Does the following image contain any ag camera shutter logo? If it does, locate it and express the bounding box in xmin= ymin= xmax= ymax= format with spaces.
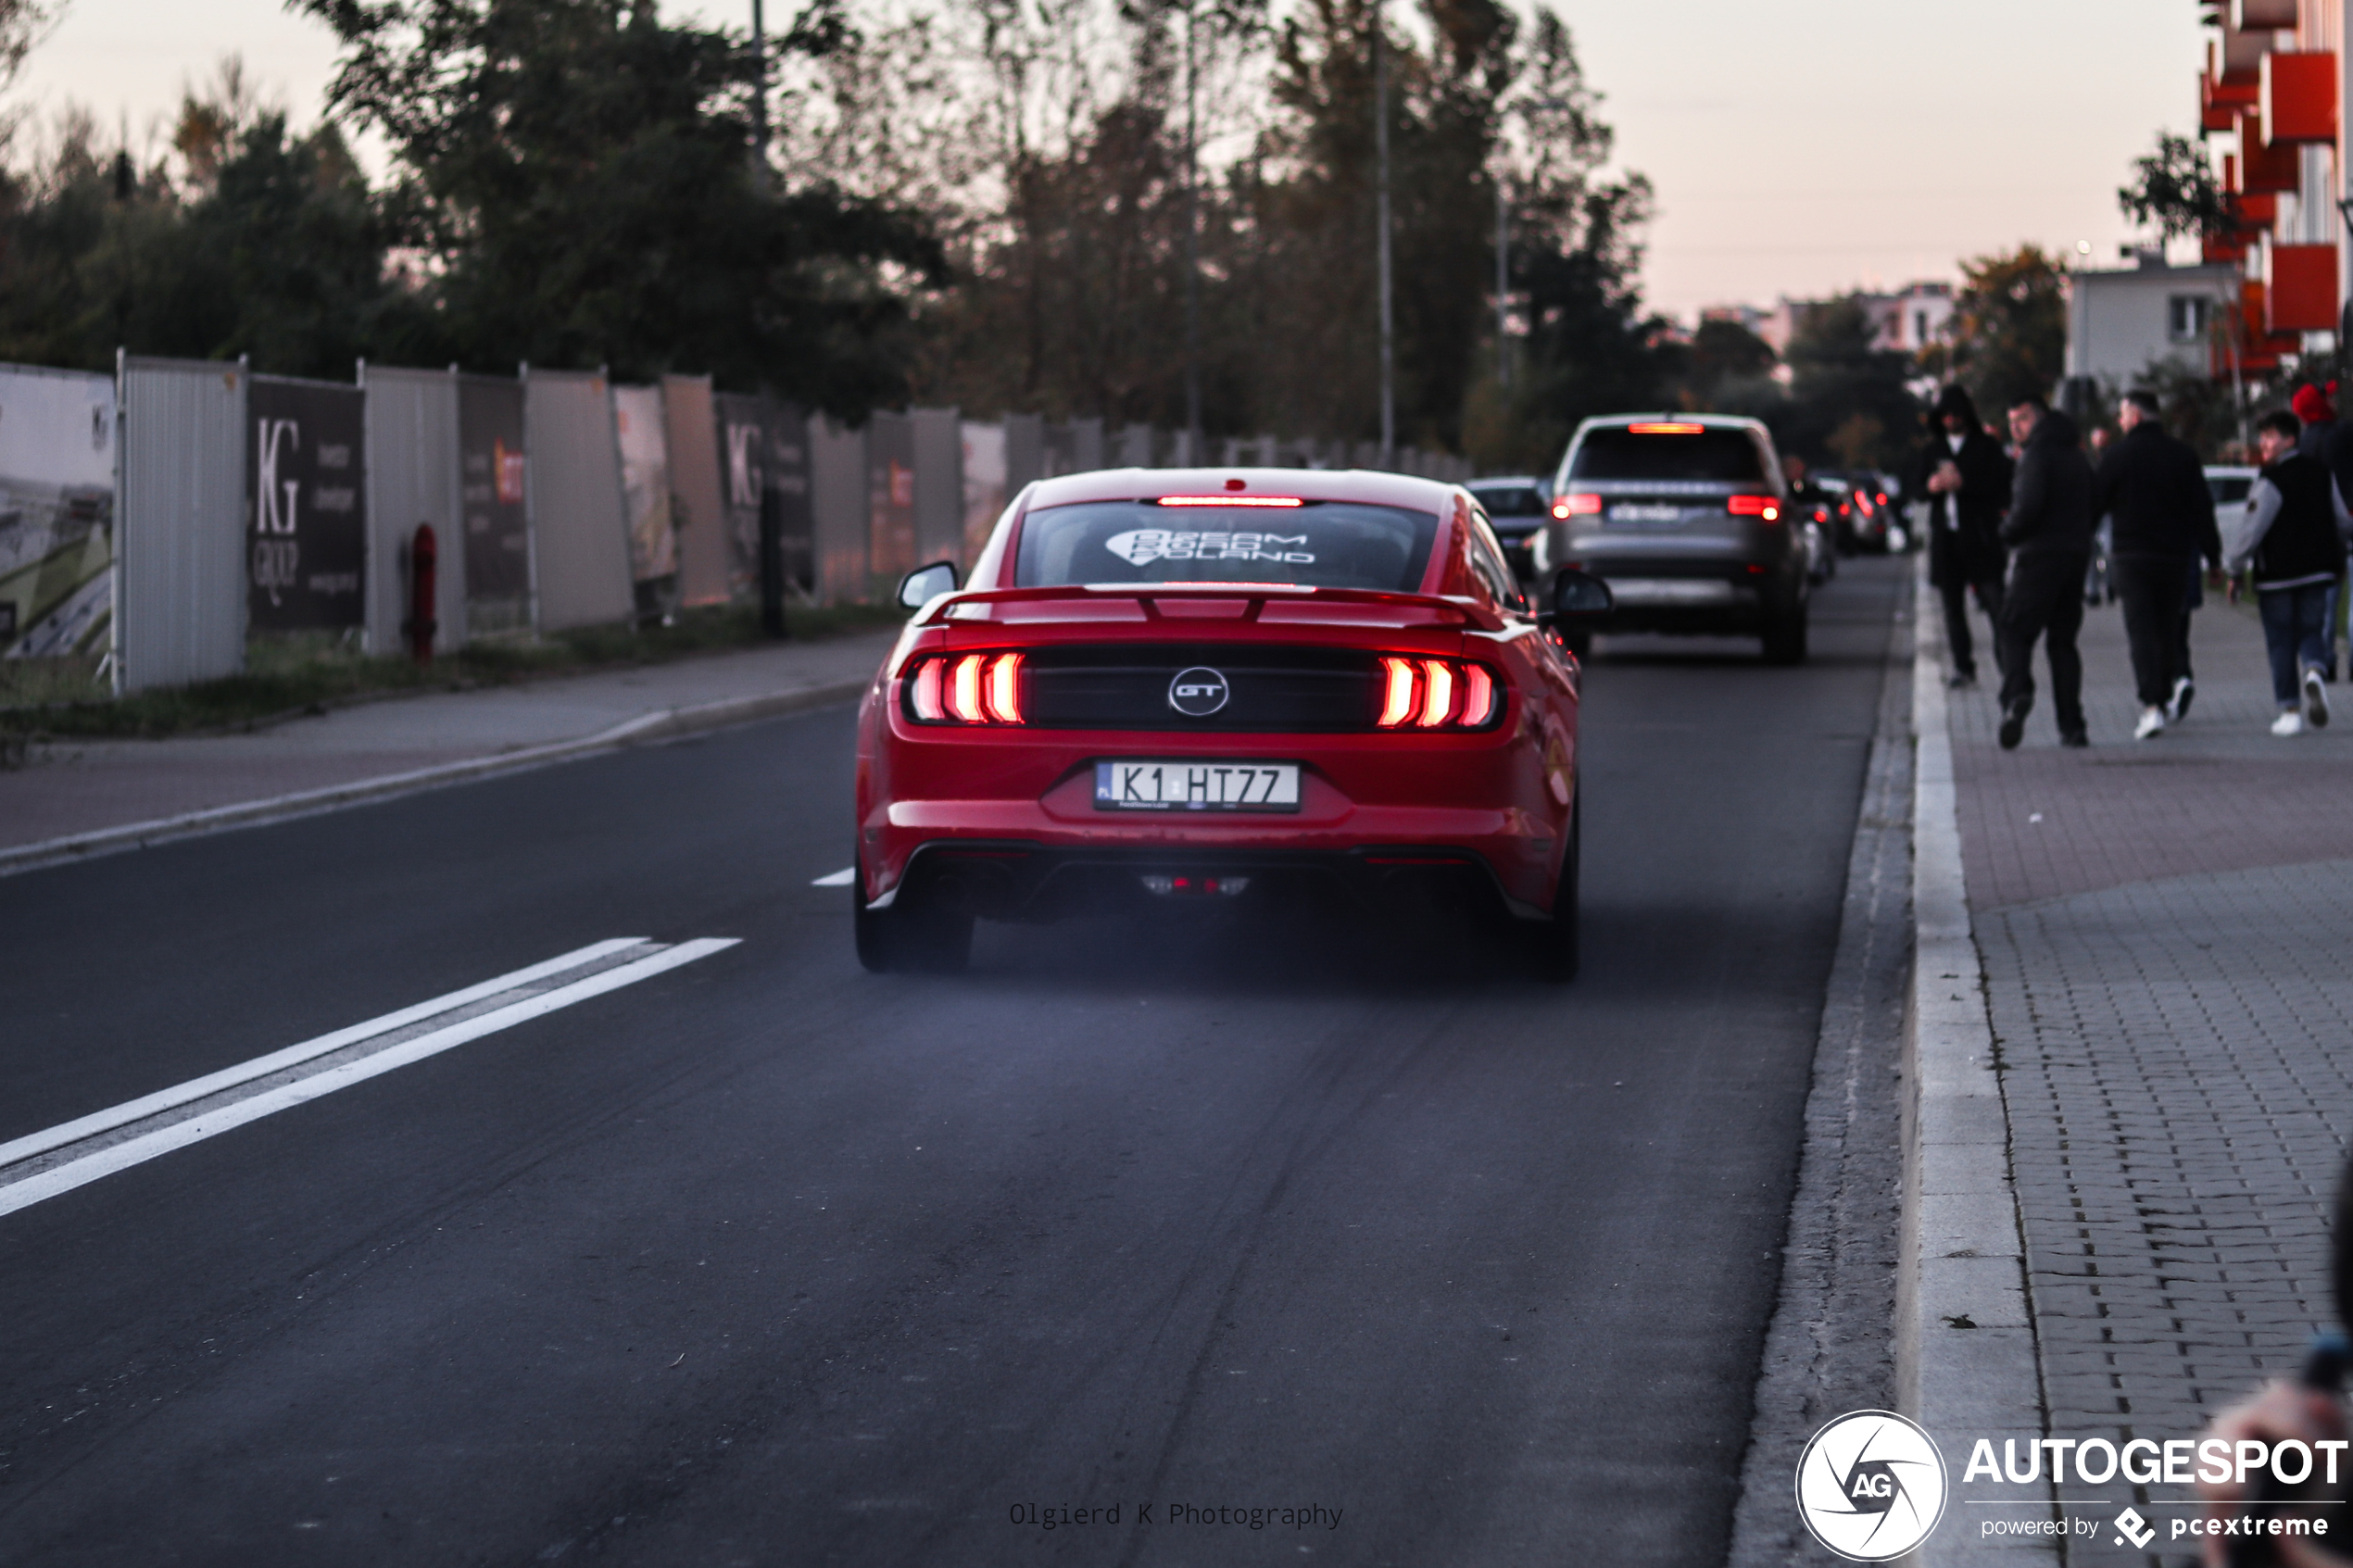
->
xmin=1795 ymin=1410 xmax=1947 ymax=1561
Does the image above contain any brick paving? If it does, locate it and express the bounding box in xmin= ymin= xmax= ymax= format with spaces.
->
xmin=1945 ymin=585 xmax=2353 ymax=1564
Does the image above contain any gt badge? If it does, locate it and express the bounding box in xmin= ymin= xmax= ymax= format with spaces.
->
xmin=1168 ymin=667 xmax=1230 ymax=717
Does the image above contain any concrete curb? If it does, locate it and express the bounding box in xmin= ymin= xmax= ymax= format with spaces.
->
xmin=1900 ymin=554 xmax=2057 ymax=1564
xmin=0 ymin=675 xmax=872 ymax=880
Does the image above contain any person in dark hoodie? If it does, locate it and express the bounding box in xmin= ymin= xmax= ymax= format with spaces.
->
xmin=1995 ymin=395 xmax=2094 ymax=749
xmin=2225 ymin=409 xmax=2352 ymax=735
xmin=2092 ymin=389 xmax=2222 ymax=738
xmin=1914 ymin=384 xmax=2012 ymax=687
xmin=2294 ymin=383 xmax=2345 ymax=681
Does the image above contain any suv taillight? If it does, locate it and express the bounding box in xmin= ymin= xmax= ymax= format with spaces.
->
xmin=1375 ymin=658 xmax=1504 ymax=731
xmin=903 ymin=652 xmax=1025 ymax=724
xmin=1727 ymin=495 xmax=1781 ymax=522
xmin=1551 ymin=492 xmax=1604 ymax=520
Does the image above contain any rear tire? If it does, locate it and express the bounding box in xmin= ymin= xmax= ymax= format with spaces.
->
xmin=1522 ymin=797 xmax=1581 ymax=983
xmin=853 ymin=854 xmax=974 ymax=973
xmin=1761 ymin=595 xmax=1808 ymax=665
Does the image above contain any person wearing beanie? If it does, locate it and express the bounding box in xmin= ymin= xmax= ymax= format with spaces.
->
xmin=1911 ymin=384 xmax=2012 ymax=688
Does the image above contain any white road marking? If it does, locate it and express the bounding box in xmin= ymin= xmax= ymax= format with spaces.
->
xmin=812 ymin=867 xmax=856 ymax=886
xmin=0 ymin=938 xmax=648 ymax=1173
xmin=0 ymin=937 xmax=738 ymax=1220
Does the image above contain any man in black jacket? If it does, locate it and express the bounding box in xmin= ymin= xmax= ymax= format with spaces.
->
xmin=1996 ymin=398 xmax=2095 ymax=749
xmin=2093 ymin=390 xmax=2222 ymax=737
xmin=1914 ymin=384 xmax=2011 ymax=687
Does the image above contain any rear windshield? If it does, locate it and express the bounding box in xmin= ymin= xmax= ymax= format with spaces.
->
xmin=1468 ymin=484 xmax=1544 ymax=517
xmin=1569 ymin=428 xmax=1768 ymax=483
xmin=1015 ymin=500 xmax=1440 ymax=590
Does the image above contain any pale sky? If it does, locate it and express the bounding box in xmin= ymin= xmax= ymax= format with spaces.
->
xmin=31 ymin=0 xmax=2208 ymax=320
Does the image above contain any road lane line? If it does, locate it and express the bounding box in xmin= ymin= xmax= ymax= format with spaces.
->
xmin=0 ymin=938 xmax=648 ymax=1173
xmin=811 ymin=868 xmax=855 ymax=887
xmin=0 ymin=938 xmax=738 ymax=1220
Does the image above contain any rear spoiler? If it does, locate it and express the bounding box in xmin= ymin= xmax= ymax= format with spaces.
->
xmin=919 ymin=583 xmax=1502 ymax=632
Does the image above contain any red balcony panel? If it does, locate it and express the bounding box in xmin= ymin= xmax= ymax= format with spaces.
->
xmin=2236 ymin=110 xmax=2301 ymax=191
xmin=2234 ymin=0 xmax=2299 ymax=26
xmin=2260 ymin=52 xmax=2337 ymax=144
xmin=2205 ymin=232 xmax=2250 ymax=265
xmin=2266 ymin=244 xmax=2339 ymax=332
xmin=2237 ymin=192 xmax=2279 ymax=226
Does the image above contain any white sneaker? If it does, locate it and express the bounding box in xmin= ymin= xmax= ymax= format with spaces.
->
xmin=2273 ymin=710 xmax=2307 ymax=736
xmin=2133 ymin=706 xmax=2166 ymax=740
xmin=2168 ymin=676 xmax=2195 ymax=721
xmin=2305 ymin=666 xmax=2331 ymax=728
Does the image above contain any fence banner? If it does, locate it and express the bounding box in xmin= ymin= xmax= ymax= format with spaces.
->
xmin=359 ymin=364 xmax=463 ymax=657
xmin=865 ymin=410 xmax=916 ymax=583
xmin=522 ymin=368 xmax=633 ymax=632
xmin=245 ymin=376 xmax=366 ymax=633
xmin=118 ymin=357 xmax=246 ymax=693
xmin=458 ymin=375 xmax=530 ymax=627
xmin=769 ymin=400 xmax=815 ymax=594
xmin=911 ymin=408 xmax=963 ymax=568
xmin=713 ymin=393 xmax=813 ymax=599
xmin=0 ymin=363 xmax=115 ymax=660
xmin=960 ymin=421 xmax=1006 ymax=566
xmin=612 ymin=383 xmax=674 ymax=594
xmin=661 ymin=375 xmax=729 ymax=608
xmin=810 ymin=415 xmax=868 ymax=605
xmin=1004 ymin=414 xmax=1044 ymax=495
xmin=1113 ymin=425 xmax=1152 ymax=469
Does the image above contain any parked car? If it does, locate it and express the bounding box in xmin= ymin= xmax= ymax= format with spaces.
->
xmin=853 ymin=467 xmax=1612 ymax=978
xmin=1787 ymin=480 xmax=1841 ymax=584
xmin=1464 ymin=475 xmax=1552 ymax=583
xmin=2207 ymin=465 xmax=2257 ymax=515
xmin=1543 ymin=414 xmax=1809 ymax=663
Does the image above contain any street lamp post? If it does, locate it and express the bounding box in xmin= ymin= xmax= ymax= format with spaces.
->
xmin=1185 ymin=0 xmax=1202 ymax=460
xmin=1373 ymin=0 xmax=1393 ymax=464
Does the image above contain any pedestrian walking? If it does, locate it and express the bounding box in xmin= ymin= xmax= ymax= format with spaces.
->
xmin=2091 ymin=389 xmax=2221 ymax=738
xmin=2294 ymin=383 xmax=2346 ymax=679
xmin=1995 ymin=397 xmax=2095 ymax=750
xmin=2223 ymin=409 xmax=2352 ymax=736
xmin=1914 ymin=385 xmax=2011 ymax=689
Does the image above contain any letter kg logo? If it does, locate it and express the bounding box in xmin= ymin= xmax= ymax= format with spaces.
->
xmin=1795 ymin=1411 xmax=1948 ymax=1561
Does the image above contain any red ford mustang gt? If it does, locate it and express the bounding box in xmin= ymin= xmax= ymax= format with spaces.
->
xmin=850 ymin=467 xmax=1610 ymax=977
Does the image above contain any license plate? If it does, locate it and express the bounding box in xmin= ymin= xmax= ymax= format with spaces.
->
xmin=1094 ymin=760 xmax=1301 ymax=811
xmin=1609 ymin=502 xmax=1687 ymax=524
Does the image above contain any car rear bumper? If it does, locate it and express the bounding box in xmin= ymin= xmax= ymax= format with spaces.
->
xmin=872 ymin=837 xmax=1554 ymax=922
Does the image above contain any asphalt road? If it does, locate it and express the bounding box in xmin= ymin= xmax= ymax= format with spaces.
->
xmin=0 ymin=554 xmax=1903 ymax=1567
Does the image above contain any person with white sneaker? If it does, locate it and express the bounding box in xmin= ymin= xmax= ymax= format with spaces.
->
xmin=2093 ymin=391 xmax=2221 ymax=742
xmin=2225 ymin=411 xmax=2351 ymax=738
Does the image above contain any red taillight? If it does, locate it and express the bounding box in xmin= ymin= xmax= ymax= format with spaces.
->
xmin=1728 ymin=495 xmax=1780 ymax=523
xmin=1838 ymin=502 xmax=1851 ymax=517
xmin=1378 ymin=657 xmax=1418 ymax=727
xmin=985 ymin=652 xmax=1023 ymax=723
xmin=911 ymin=657 xmax=945 ymax=721
xmin=1376 ymin=657 xmax=1501 ymax=731
xmin=1627 ymin=421 xmax=1705 ymax=434
xmin=1552 ymin=492 xmax=1604 ymax=520
xmin=906 ymin=652 xmax=1026 ymax=725
xmin=1876 ymin=492 xmax=1889 ymax=504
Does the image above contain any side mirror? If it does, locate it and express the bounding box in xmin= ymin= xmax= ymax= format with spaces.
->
xmin=897 ymin=559 xmax=959 ymax=610
xmin=1543 ymin=568 xmax=1613 ymax=623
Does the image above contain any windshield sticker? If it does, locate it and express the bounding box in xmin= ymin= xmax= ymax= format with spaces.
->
xmin=1104 ymin=529 xmax=1316 ymax=566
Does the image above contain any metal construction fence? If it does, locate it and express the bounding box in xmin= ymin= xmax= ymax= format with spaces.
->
xmin=0 ymin=351 xmax=1476 ymax=694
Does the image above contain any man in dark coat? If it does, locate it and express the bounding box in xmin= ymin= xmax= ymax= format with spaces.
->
xmin=1914 ymin=384 xmax=2011 ymax=687
xmin=1996 ymin=397 xmax=2095 ymax=749
xmin=2092 ymin=390 xmax=2222 ymax=737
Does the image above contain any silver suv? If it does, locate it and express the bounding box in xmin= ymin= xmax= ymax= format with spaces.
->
xmin=1543 ymin=414 xmax=1808 ymax=664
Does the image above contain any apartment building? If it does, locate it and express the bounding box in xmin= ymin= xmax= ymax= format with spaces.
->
xmin=2197 ymin=0 xmax=2351 ymax=373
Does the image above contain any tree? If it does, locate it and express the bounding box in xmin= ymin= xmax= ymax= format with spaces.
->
xmin=2120 ymin=132 xmax=2234 ymax=244
xmin=1775 ymin=295 xmax=1917 ymax=471
xmin=293 ymin=0 xmax=946 ymax=411
xmin=1941 ymin=245 xmax=2068 ymax=415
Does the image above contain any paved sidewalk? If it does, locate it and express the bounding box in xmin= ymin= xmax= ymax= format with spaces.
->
xmin=1943 ymin=584 xmax=2353 ymax=1564
xmin=0 ymin=632 xmax=896 ymax=857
